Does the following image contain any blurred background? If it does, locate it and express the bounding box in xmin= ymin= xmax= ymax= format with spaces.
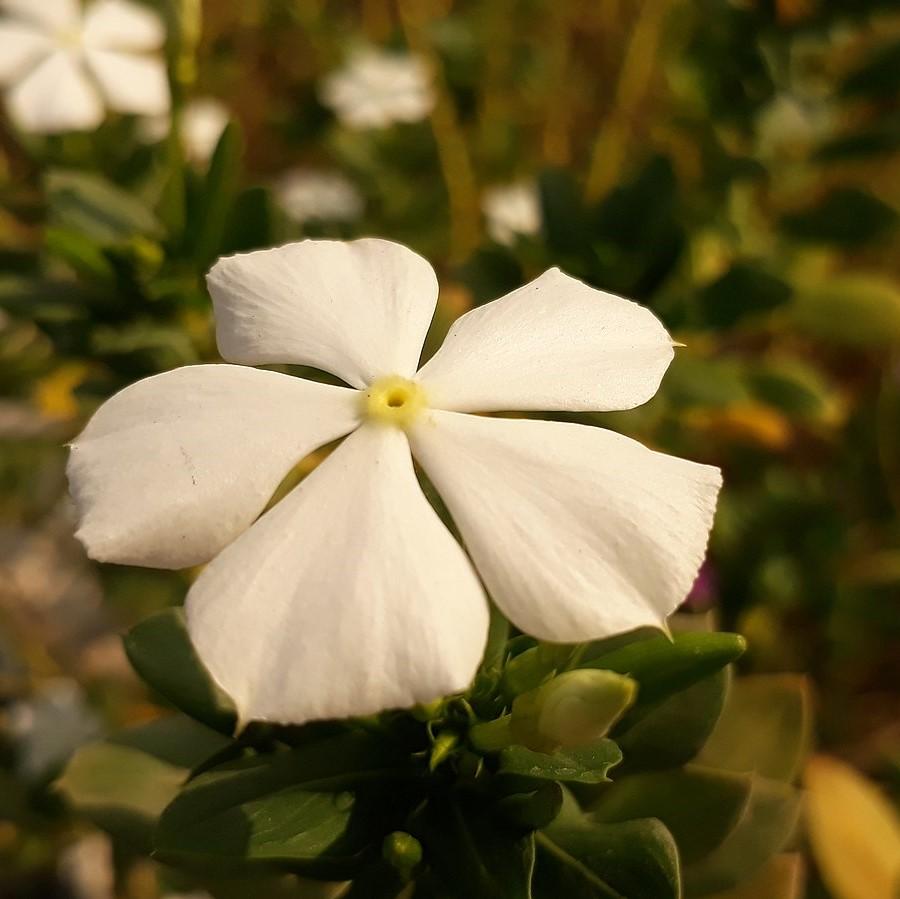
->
xmin=1 ymin=0 xmax=899 ymax=896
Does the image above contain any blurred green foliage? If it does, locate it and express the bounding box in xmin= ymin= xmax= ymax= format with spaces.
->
xmin=1 ymin=0 xmax=900 ymax=896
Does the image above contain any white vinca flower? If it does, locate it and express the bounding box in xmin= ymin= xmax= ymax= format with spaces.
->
xmin=140 ymin=97 xmax=229 ymax=165
xmin=320 ymin=49 xmax=435 ymax=130
xmin=276 ymin=169 xmax=364 ymax=225
xmin=0 ymin=0 xmax=170 ymax=134
xmin=483 ymin=182 xmax=542 ymax=246
xmin=67 ymin=239 xmax=722 ymax=726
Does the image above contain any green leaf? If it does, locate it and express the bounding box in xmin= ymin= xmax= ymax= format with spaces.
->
xmin=683 ymin=776 xmax=802 ymax=896
xmin=538 ymin=168 xmax=589 ymax=258
xmin=704 ymin=854 xmax=804 ymax=899
xmin=614 ymin=669 xmax=730 ymax=771
xmin=410 ymin=793 xmax=535 ymax=899
xmin=496 ymin=783 xmax=565 ymax=832
xmin=840 ymin=39 xmax=900 ymax=98
xmin=697 ymin=675 xmax=811 ymax=783
xmin=780 ymin=188 xmax=898 ymax=246
xmin=192 ymin=121 xmax=244 ymax=269
xmin=498 ymin=741 xmax=623 ymax=787
xmin=45 ymin=170 xmax=162 ymax=243
xmin=697 ymin=264 xmax=792 ymax=329
xmin=124 ymin=607 xmax=237 ymax=734
xmin=534 ymin=792 xmax=680 ymax=899
xmin=583 ymin=631 xmax=746 ymax=711
xmin=56 ymin=716 xmax=229 ymax=851
xmin=155 ymin=731 xmax=408 ymax=875
xmin=589 ymin=766 xmax=753 ymax=863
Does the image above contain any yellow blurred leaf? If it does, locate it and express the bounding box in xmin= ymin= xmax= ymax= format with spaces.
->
xmin=805 ymin=754 xmax=900 ymax=899
xmin=708 ymin=853 xmax=805 ymax=898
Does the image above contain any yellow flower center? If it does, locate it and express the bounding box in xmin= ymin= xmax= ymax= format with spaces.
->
xmin=362 ymin=376 xmax=427 ymax=429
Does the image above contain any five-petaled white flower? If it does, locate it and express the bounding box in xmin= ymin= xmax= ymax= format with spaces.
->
xmin=67 ymin=239 xmax=721 ymax=726
xmin=276 ymin=169 xmax=364 ymax=225
xmin=483 ymin=182 xmax=542 ymax=246
xmin=0 ymin=0 xmax=169 ymax=134
xmin=320 ymin=49 xmax=434 ymax=130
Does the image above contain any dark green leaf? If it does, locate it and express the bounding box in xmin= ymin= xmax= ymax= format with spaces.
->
xmin=535 ymin=792 xmax=680 ymax=899
xmin=124 ymin=607 xmax=237 ymax=734
xmin=411 ymin=793 xmax=535 ymax=899
xmin=779 ymin=188 xmax=898 ymax=246
xmin=683 ymin=776 xmax=802 ymax=896
xmin=498 ymin=741 xmax=623 ymax=786
xmin=192 ymin=122 xmax=243 ymax=269
xmin=583 ymin=631 xmax=745 ymax=710
xmin=840 ymin=39 xmax=900 ymax=98
xmin=614 ymin=669 xmax=731 ymax=771
xmin=589 ymin=765 xmax=753 ymax=863
xmin=496 ymin=783 xmax=565 ymax=831
xmin=155 ymin=731 xmax=409 ymax=875
xmin=697 ymin=264 xmax=792 ymax=329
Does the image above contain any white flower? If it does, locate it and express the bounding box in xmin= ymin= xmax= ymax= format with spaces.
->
xmin=483 ymin=182 xmax=542 ymax=246
xmin=320 ymin=49 xmax=434 ymax=129
xmin=756 ymin=93 xmax=833 ymax=159
xmin=0 ymin=0 xmax=170 ymax=134
xmin=139 ymin=97 xmax=229 ymax=165
xmin=276 ymin=169 xmax=364 ymax=225
xmin=67 ymin=239 xmax=721 ymax=726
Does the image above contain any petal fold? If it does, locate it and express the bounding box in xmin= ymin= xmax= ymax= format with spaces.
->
xmin=85 ymin=48 xmax=170 ymax=116
xmin=6 ymin=51 xmax=104 ymax=133
xmin=82 ymin=0 xmax=165 ymax=51
xmin=207 ymin=239 xmax=439 ymax=388
xmin=417 ymin=268 xmax=675 ymax=413
xmin=68 ymin=365 xmax=360 ymax=569
xmin=186 ymin=424 xmax=489 ymax=725
xmin=409 ymin=412 xmax=721 ymax=642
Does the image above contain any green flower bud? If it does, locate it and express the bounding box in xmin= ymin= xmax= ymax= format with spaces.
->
xmin=382 ymin=831 xmax=423 ymax=879
xmin=510 ymin=669 xmax=637 ymax=753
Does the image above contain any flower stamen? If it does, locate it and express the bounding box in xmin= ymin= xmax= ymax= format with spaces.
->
xmin=363 ymin=376 xmax=427 ymax=428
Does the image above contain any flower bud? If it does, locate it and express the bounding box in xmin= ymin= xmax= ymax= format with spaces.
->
xmin=510 ymin=669 xmax=637 ymax=753
xmin=382 ymin=831 xmax=423 ymax=879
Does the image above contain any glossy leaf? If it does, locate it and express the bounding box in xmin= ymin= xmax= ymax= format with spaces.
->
xmin=124 ymin=607 xmax=237 ymax=735
xmin=155 ymin=731 xmax=409 ymax=875
xmin=498 ymin=741 xmax=623 ymax=786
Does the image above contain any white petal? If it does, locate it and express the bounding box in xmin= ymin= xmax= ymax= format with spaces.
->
xmin=6 ymin=51 xmax=104 ymax=133
xmin=0 ymin=0 xmax=79 ymax=30
xmin=0 ymin=22 xmax=51 ymax=84
xmin=186 ymin=424 xmax=489 ymax=725
xmin=67 ymin=365 xmax=360 ymax=570
xmin=409 ymin=412 xmax=721 ymax=642
xmin=417 ymin=268 xmax=676 ymax=413
xmin=82 ymin=0 xmax=165 ymax=51
xmin=85 ymin=48 xmax=170 ymax=116
xmin=207 ymin=239 xmax=439 ymax=388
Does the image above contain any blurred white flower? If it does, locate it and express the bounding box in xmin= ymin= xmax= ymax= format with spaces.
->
xmin=68 ymin=239 xmax=721 ymax=726
xmin=483 ymin=182 xmax=542 ymax=246
xmin=7 ymin=679 xmax=102 ymax=779
xmin=276 ymin=169 xmax=364 ymax=225
xmin=139 ymin=98 xmax=230 ymax=165
xmin=320 ymin=49 xmax=435 ymax=129
xmin=58 ymin=833 xmax=114 ymax=899
xmin=0 ymin=0 xmax=170 ymax=134
xmin=756 ymin=93 xmax=833 ymax=160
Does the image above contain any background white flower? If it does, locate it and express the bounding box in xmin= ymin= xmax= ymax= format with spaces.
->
xmin=67 ymin=239 xmax=721 ymax=727
xmin=319 ymin=49 xmax=435 ymax=129
xmin=139 ymin=97 xmax=230 ymax=165
xmin=0 ymin=0 xmax=170 ymax=134
xmin=275 ymin=169 xmax=364 ymax=225
xmin=483 ymin=181 xmax=542 ymax=246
